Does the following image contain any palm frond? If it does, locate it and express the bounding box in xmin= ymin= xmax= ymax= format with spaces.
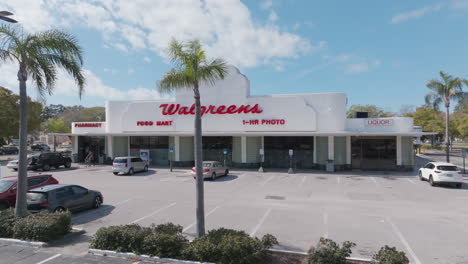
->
xmin=198 ymin=58 xmax=228 ymax=86
xmin=158 ymin=70 xmax=194 ymax=93
xmin=426 ymin=79 xmax=445 ymax=94
xmin=0 ymin=24 xmax=20 ymax=61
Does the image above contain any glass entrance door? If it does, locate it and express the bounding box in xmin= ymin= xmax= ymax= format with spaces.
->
xmin=351 ymin=137 xmax=396 ymax=170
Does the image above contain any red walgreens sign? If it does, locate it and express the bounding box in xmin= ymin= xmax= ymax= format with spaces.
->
xmin=74 ymin=123 xmax=102 ymax=128
xmin=159 ymin=103 xmax=263 ymax=116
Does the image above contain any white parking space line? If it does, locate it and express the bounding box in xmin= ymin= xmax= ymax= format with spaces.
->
xmin=323 ymin=210 xmax=329 ymax=239
xmin=260 ymin=175 xmax=274 ymax=186
xmin=130 ymin=202 xmax=177 ymax=224
xmin=385 ymin=217 xmax=422 ymax=264
xmin=337 ymin=176 xmax=341 ymax=185
xmin=36 ymin=254 xmax=61 ymax=264
xmin=250 ymin=208 xmax=272 ymax=237
xmin=406 ymin=178 xmax=416 ymax=184
xmin=299 ymin=176 xmax=306 ymax=187
xmin=183 ymin=205 xmax=220 ymax=232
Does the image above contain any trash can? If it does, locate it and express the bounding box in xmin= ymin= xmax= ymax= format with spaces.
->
xmin=326 ymin=159 xmax=334 ymax=172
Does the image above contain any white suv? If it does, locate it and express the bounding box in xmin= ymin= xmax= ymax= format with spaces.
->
xmin=112 ymin=156 xmax=148 ymax=175
xmin=419 ymin=162 xmax=464 ymax=188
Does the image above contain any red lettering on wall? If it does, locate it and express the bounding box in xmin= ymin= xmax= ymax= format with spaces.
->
xmin=243 ymin=119 xmax=285 ymax=125
xmin=159 ymin=103 xmax=263 ymax=116
xmin=74 ymin=123 xmax=102 ymax=128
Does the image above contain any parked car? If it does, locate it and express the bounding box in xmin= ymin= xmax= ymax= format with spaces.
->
xmin=419 ymin=162 xmax=464 ymax=188
xmin=31 ymin=144 xmax=50 ymax=151
xmin=0 ymin=174 xmax=59 ymax=209
xmin=0 ymin=146 xmax=19 ymax=155
xmin=112 ymin=156 xmax=148 ymax=175
xmin=6 ymin=154 xmax=34 ymax=171
xmin=191 ymin=161 xmax=229 ymax=180
xmin=29 ymin=152 xmax=72 ymax=171
xmin=26 ymin=184 xmax=103 ymax=213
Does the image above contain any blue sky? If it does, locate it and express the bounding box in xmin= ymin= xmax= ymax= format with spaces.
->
xmin=1 ymin=0 xmax=468 ymax=113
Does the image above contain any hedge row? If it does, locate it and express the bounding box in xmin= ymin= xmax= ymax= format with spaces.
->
xmin=91 ymin=224 xmax=278 ymax=264
xmin=0 ymin=209 xmax=71 ymax=242
xmin=308 ymin=237 xmax=409 ymax=264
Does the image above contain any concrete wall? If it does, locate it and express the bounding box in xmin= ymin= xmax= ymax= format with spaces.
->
xmin=315 ymin=136 xmax=328 ymax=166
xmin=401 ymin=136 xmax=414 ymax=167
xmin=113 ymin=136 xmax=128 ymax=157
xmin=179 ymin=137 xmax=194 ymax=161
xmin=334 ymin=136 xmax=346 ymax=165
xmin=246 ymin=137 xmax=261 ymax=163
xmin=232 ymin=136 xmax=242 ymax=163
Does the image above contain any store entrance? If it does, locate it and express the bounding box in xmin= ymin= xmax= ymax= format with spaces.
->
xmin=129 ymin=136 xmax=169 ymax=166
xmin=202 ymin=136 xmax=232 ymax=166
xmin=263 ymin=136 xmax=314 ymax=169
xmin=78 ymin=136 xmax=106 ymax=164
xmin=351 ymin=136 xmax=396 ymax=170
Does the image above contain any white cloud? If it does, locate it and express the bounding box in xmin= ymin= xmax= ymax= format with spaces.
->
xmin=297 ymin=54 xmax=379 ymax=77
xmin=143 ymin=57 xmax=152 ymax=63
xmin=346 ymin=59 xmax=381 ymax=74
xmin=260 ymin=0 xmax=273 ymax=10
xmin=451 ymin=0 xmax=468 ymax=9
xmin=3 ymin=0 xmax=316 ymax=70
xmin=391 ymin=4 xmax=444 ymax=24
xmin=103 ymin=68 xmax=119 ymax=75
xmin=268 ymin=11 xmax=278 ymax=22
xmin=0 ymin=62 xmax=163 ymax=101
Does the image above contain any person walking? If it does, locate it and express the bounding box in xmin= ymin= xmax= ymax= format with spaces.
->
xmin=85 ymin=151 xmax=94 ymax=167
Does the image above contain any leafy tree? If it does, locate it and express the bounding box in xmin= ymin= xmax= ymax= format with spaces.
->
xmin=425 ymin=71 xmax=468 ymax=162
xmin=347 ymin=105 xmax=394 ymax=118
xmin=0 ymin=25 xmax=85 ymax=217
xmin=43 ymin=118 xmax=71 ymax=133
xmin=158 ymin=39 xmax=227 ymax=237
xmin=41 ymin=104 xmax=66 ymax=119
xmin=454 ymin=92 xmax=468 ymax=112
xmin=0 ymin=87 xmax=43 ymax=142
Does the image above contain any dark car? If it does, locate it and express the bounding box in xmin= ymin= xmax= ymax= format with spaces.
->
xmin=0 ymin=146 xmax=19 ymax=155
xmin=31 ymin=144 xmax=50 ymax=151
xmin=27 ymin=184 xmax=103 ymax=213
xmin=0 ymin=174 xmax=59 ymax=210
xmin=29 ymin=152 xmax=72 ymax=171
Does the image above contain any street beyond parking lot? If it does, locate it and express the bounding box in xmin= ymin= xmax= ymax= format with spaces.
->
xmin=1 ymin=157 xmax=468 ymax=264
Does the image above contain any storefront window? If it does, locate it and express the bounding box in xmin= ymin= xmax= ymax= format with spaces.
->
xmin=129 ymin=136 xmax=169 ymax=166
xmin=202 ymin=137 xmax=232 ymax=165
xmin=351 ymin=137 xmax=396 ymax=169
xmin=264 ymin=136 xmax=314 ymax=169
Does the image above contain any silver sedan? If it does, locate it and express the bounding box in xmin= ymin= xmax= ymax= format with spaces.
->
xmin=191 ymin=161 xmax=229 ymax=180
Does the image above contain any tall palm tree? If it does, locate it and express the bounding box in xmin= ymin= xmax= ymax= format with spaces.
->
xmin=0 ymin=25 xmax=85 ymax=217
xmin=159 ymin=39 xmax=227 ymax=237
xmin=425 ymin=71 xmax=467 ymax=162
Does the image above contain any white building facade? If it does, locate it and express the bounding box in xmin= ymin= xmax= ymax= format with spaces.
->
xmin=67 ymin=66 xmax=431 ymax=171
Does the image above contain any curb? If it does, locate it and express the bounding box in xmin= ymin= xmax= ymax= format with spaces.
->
xmin=0 ymin=227 xmax=84 ymax=248
xmin=267 ymin=248 xmax=372 ymax=262
xmin=89 ymin=248 xmax=215 ymax=264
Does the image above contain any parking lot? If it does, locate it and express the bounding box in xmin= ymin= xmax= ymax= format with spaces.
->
xmin=1 ymin=156 xmax=468 ymax=264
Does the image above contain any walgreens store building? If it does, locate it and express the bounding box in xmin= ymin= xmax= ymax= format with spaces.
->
xmin=68 ymin=66 xmax=431 ymax=171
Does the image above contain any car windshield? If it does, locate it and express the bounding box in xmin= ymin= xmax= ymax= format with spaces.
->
xmin=114 ymin=158 xmax=127 ymax=163
xmin=437 ymin=166 xmax=458 ymax=171
xmin=0 ymin=180 xmax=15 ymax=192
xmin=26 ymin=192 xmax=47 ymax=202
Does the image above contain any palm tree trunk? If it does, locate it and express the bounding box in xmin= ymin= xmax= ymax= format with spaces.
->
xmin=15 ymin=65 xmax=29 ymax=217
xmin=445 ymin=105 xmax=450 ymax=163
xmin=193 ymin=82 xmax=205 ymax=237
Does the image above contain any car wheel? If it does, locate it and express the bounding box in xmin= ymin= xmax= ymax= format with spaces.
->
xmin=128 ymin=168 xmax=134 ymax=175
xmin=144 ymin=165 xmax=148 ymax=172
xmin=0 ymin=202 xmax=10 ymax=210
xmin=43 ymin=164 xmax=50 ymax=171
xmin=419 ymin=171 xmax=424 ymax=181
xmin=456 ymin=183 xmax=462 ymax=188
xmin=113 ymin=172 xmax=119 ymax=175
xmin=429 ymin=176 xmax=435 ymax=187
xmin=94 ymin=196 xmax=102 ymax=209
xmin=54 ymin=206 xmax=66 ymax=213
xmin=211 ymin=172 xmax=216 ymax=180
xmin=64 ymin=161 xmax=71 ymax=168
xmin=225 ymin=169 xmax=229 ymax=176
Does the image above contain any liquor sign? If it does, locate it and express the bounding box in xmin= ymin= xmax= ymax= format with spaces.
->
xmin=366 ymin=119 xmax=394 ymax=126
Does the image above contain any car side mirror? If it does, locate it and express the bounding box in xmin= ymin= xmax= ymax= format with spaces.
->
xmin=10 ymin=188 xmax=16 ymax=193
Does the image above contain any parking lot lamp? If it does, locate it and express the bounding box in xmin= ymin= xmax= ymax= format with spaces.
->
xmin=0 ymin=11 xmax=17 ymax=23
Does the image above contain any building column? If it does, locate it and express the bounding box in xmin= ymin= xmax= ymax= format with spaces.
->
xmin=241 ymin=136 xmax=247 ymax=163
xmin=313 ymin=136 xmax=317 ymax=163
xmin=174 ymin=136 xmax=180 ymax=161
xmin=346 ymin=136 xmax=351 ymax=165
xmin=107 ymin=136 xmax=113 ymax=159
xmin=72 ymin=136 xmax=78 ymax=155
xmin=328 ymin=136 xmax=334 ymax=161
xmin=127 ymin=136 xmax=131 ymax=156
xmin=396 ymin=136 xmax=402 ymax=166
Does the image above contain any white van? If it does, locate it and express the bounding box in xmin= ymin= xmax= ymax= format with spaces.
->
xmin=112 ymin=156 xmax=148 ymax=175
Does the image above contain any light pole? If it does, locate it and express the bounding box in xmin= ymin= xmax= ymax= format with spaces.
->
xmin=0 ymin=11 xmax=17 ymax=23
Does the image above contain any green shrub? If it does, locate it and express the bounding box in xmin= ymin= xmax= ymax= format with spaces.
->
xmin=91 ymin=223 xmax=188 ymax=258
xmin=0 ymin=208 xmax=17 ymax=238
xmin=90 ymin=224 xmax=151 ymax=254
xmin=308 ymin=237 xmax=355 ymax=264
xmin=182 ymin=228 xmax=278 ymax=264
xmin=371 ymin=246 xmax=409 ymax=264
xmin=12 ymin=211 xmax=71 ymax=242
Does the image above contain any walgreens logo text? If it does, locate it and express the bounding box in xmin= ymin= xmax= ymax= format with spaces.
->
xmin=159 ymin=103 xmax=263 ymax=116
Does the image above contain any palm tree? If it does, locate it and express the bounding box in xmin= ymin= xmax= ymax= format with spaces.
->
xmin=0 ymin=25 xmax=85 ymax=217
xmin=159 ymin=39 xmax=227 ymax=237
xmin=425 ymin=71 xmax=467 ymax=163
